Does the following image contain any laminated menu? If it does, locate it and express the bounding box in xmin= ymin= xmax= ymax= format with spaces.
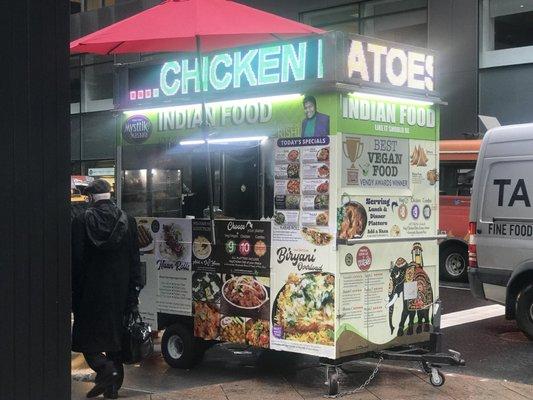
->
xmin=272 ymin=137 xmax=334 ymax=245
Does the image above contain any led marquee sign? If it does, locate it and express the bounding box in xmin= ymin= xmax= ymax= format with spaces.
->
xmin=126 ymin=38 xmax=323 ymax=105
xmin=346 ymin=38 xmax=434 ymax=92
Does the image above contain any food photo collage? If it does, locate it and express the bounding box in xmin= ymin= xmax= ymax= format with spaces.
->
xmin=191 ymin=220 xmax=271 ymax=348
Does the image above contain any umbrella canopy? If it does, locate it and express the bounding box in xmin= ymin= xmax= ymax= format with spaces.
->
xmin=70 ymin=0 xmax=324 ymax=55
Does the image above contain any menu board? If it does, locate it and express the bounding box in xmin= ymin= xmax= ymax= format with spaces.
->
xmin=337 ymin=195 xmax=437 ymax=241
xmin=336 ymin=240 xmax=438 ymax=351
xmin=341 ymin=135 xmax=410 ymax=189
xmin=136 ymin=217 xmax=192 ymax=318
xmin=272 ymin=137 xmax=335 ymax=248
xmin=270 ymin=244 xmax=336 ymax=358
xmin=192 ymin=219 xmax=271 ymax=348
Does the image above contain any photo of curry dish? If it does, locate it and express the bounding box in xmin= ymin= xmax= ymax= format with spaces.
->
xmin=287 ymin=180 xmax=300 ymax=194
xmin=245 ymin=319 xmax=269 ymax=348
xmin=222 ymin=276 xmax=268 ymax=309
xmin=194 ymin=302 xmax=220 ymax=340
xmin=316 ymin=181 xmax=329 ymax=193
xmin=273 ymin=272 xmax=335 ymax=345
xmin=318 ymin=164 xmax=330 ymax=178
xmin=338 ymin=201 xmax=367 ymax=239
xmin=287 ymin=149 xmax=299 ymax=162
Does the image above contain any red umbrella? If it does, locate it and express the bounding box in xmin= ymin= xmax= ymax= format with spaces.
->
xmin=70 ymin=0 xmax=323 ymax=54
xmin=70 ymin=0 xmax=324 ymax=239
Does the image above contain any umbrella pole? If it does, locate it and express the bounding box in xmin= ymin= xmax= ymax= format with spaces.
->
xmin=197 ymin=36 xmax=216 ymax=245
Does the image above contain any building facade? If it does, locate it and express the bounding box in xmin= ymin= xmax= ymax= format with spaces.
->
xmin=69 ymin=0 xmax=533 ymax=172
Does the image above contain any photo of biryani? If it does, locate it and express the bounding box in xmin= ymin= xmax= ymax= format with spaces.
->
xmin=301 ymin=227 xmax=333 ymax=246
xmin=318 ymin=164 xmax=330 ymax=178
xmin=245 ymin=319 xmax=269 ymax=348
xmin=254 ymin=240 xmax=267 ymax=257
xmin=193 ymin=235 xmax=212 ymax=259
xmin=316 ymin=212 xmax=329 ymax=226
xmin=287 ymin=179 xmax=300 ymax=194
xmin=220 ymin=317 xmax=246 ymax=344
xmin=222 ymin=276 xmax=268 ymax=309
xmin=287 ymin=149 xmax=299 ymax=162
xmin=317 ymin=147 xmax=329 ymax=162
xmin=273 ymin=272 xmax=335 ymax=345
xmin=194 ymin=302 xmax=220 ymax=340
xmin=338 ymin=201 xmax=367 ymax=239
xmin=287 ymin=163 xmax=300 ymax=179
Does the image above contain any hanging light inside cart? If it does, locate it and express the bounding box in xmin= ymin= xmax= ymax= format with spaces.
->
xmin=180 ymin=136 xmax=268 ymax=146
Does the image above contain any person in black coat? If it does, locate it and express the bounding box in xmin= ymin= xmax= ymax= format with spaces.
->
xmin=71 ymin=179 xmax=142 ymax=399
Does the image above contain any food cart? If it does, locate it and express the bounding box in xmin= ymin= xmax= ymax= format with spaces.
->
xmin=115 ymin=32 xmax=464 ymax=395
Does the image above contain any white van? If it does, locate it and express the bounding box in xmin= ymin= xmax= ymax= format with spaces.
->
xmin=468 ymin=123 xmax=533 ymax=340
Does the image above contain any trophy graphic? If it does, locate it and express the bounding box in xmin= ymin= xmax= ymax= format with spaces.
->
xmin=343 ymin=137 xmax=364 ymax=185
xmin=343 ymin=137 xmax=364 ymax=168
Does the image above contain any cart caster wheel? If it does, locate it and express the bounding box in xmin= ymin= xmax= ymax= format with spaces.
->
xmin=429 ymin=368 xmax=445 ymax=387
xmin=327 ymin=371 xmax=339 ymax=396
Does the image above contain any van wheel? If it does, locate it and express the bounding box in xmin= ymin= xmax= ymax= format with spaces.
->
xmin=161 ymin=323 xmax=198 ymax=368
xmin=439 ymin=245 xmax=468 ymax=282
xmin=516 ymin=284 xmax=533 ymax=340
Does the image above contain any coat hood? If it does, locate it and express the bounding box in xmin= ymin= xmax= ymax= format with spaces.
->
xmin=84 ymin=200 xmax=128 ymax=249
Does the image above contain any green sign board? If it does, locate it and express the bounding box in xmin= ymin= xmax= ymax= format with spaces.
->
xmin=121 ymin=92 xmax=439 ymax=146
xmin=121 ymin=93 xmax=339 ymax=146
xmin=336 ymin=94 xmax=439 ymax=141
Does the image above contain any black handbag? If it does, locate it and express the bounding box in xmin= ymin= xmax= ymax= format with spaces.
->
xmin=121 ymin=310 xmax=154 ymax=364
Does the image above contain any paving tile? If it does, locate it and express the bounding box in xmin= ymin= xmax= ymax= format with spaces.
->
xmin=151 ymin=384 xmax=228 ymax=400
xmin=501 ymin=381 xmax=533 ymax=399
xmin=221 ymin=378 xmax=304 ymax=400
xmin=437 ymin=376 xmax=530 ymax=400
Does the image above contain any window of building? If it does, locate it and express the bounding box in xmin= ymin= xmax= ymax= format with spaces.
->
xmin=480 ymin=0 xmax=533 ymax=67
xmin=81 ymin=58 xmax=114 ymax=112
xmin=81 ymin=111 xmax=117 ymax=160
xmin=361 ymin=0 xmax=428 ymax=48
xmin=70 ymin=0 xmax=81 ymax=14
xmin=301 ymin=4 xmax=360 ymax=34
xmin=301 ymin=0 xmax=428 ymax=48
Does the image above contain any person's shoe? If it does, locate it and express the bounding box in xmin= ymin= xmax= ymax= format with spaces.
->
xmin=103 ymin=384 xmax=119 ymax=399
xmin=86 ymin=370 xmax=118 ymax=398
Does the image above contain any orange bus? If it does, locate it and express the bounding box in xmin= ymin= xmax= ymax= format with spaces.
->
xmin=439 ymin=139 xmax=482 ymax=282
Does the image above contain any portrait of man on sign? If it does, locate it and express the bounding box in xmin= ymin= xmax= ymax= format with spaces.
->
xmin=301 ymin=95 xmax=330 ymax=137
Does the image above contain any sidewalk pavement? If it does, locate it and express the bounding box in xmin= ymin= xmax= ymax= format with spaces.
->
xmin=72 ymin=362 xmax=533 ymax=400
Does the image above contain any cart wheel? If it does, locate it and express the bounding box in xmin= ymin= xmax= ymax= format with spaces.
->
xmin=327 ymin=370 xmax=339 ymax=396
xmin=429 ymin=368 xmax=445 ymax=387
xmin=161 ymin=323 xmax=196 ymax=369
